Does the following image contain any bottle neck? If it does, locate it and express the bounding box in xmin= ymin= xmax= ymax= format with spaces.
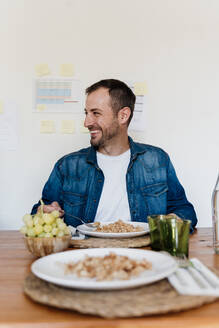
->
xmin=214 ymin=173 xmax=219 ymax=191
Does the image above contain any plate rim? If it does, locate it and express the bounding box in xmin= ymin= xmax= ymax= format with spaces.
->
xmin=31 ymin=248 xmax=177 ymax=290
xmin=77 ymin=221 xmax=149 ymax=239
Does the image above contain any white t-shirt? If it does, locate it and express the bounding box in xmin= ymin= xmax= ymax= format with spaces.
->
xmin=94 ymin=149 xmax=131 ymax=223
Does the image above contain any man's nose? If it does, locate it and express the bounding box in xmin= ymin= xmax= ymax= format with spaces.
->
xmin=84 ymin=114 xmax=94 ymax=128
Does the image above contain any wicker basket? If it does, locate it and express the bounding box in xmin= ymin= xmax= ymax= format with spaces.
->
xmin=24 ymin=235 xmax=71 ymax=257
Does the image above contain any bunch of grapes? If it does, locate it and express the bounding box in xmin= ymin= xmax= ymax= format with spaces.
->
xmin=20 ymin=202 xmax=70 ymax=238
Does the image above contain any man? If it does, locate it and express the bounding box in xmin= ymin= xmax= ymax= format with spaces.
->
xmin=32 ymin=79 xmax=197 ymax=231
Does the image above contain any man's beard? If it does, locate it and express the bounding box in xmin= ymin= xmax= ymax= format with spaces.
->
xmin=90 ymin=120 xmax=120 ymax=149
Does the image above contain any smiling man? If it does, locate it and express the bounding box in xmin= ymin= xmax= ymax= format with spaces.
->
xmin=31 ymin=79 xmax=197 ymax=231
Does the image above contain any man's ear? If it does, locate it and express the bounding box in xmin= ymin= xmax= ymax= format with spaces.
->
xmin=118 ymin=107 xmax=131 ymax=125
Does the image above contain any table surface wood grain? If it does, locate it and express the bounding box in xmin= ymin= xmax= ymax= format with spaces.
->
xmin=0 ymin=228 xmax=219 ymax=328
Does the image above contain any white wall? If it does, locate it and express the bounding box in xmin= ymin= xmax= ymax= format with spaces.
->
xmin=0 ymin=0 xmax=218 ymax=229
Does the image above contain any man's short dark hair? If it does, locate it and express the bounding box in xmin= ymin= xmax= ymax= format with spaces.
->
xmin=86 ymin=79 xmax=136 ymax=125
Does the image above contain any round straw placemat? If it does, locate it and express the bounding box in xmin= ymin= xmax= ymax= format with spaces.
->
xmin=24 ymin=271 xmax=218 ymax=318
xmin=70 ymin=235 xmax=150 ymax=248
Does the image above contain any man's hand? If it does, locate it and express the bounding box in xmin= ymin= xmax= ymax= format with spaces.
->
xmin=37 ymin=201 xmax=64 ymax=217
xmin=168 ymin=213 xmax=183 ymax=222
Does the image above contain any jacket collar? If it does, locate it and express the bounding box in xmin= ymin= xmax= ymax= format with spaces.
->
xmin=86 ymin=136 xmax=147 ymax=166
xmin=128 ymin=136 xmax=147 ymax=160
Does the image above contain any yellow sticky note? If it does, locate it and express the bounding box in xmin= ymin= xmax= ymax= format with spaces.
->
xmin=61 ymin=120 xmax=75 ymax=134
xmin=134 ymin=82 xmax=147 ymax=95
xmin=37 ymin=104 xmax=47 ymax=111
xmin=35 ymin=64 xmax=50 ymax=76
xmin=80 ymin=121 xmax=89 ymax=133
xmin=0 ymin=101 xmax=3 ymax=113
xmin=40 ymin=120 xmax=55 ymax=133
xmin=60 ymin=64 xmax=74 ymax=76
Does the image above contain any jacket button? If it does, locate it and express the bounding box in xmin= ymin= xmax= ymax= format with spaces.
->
xmin=98 ymin=179 xmax=102 ymax=182
xmin=93 ymin=199 xmax=96 ymax=202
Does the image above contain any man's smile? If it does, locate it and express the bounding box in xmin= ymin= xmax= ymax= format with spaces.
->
xmin=89 ymin=129 xmax=102 ymax=137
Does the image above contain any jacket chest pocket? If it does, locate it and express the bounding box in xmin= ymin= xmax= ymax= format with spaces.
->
xmin=141 ymin=183 xmax=168 ymax=215
xmin=62 ymin=191 xmax=87 ymax=224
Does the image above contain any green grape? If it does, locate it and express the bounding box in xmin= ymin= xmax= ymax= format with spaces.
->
xmin=38 ymin=232 xmax=46 ymax=237
xmin=27 ymin=228 xmax=35 ymax=237
xmin=51 ymin=227 xmax=59 ymax=236
xmin=64 ymin=226 xmax=70 ymax=235
xmin=56 ymin=218 xmax=63 ymax=225
xmin=57 ymin=222 xmax=66 ymax=231
xmin=44 ymin=232 xmax=53 ymax=237
xmin=57 ymin=230 xmax=64 ymax=237
xmin=20 ymin=226 xmax=27 ymax=234
xmin=34 ymin=224 xmax=43 ymax=235
xmin=43 ymin=213 xmax=55 ymax=225
xmin=33 ymin=215 xmax=44 ymax=226
xmin=22 ymin=214 xmax=32 ymax=224
xmin=43 ymin=224 xmax=52 ymax=233
xmin=52 ymin=222 xmax=57 ymax=228
xmin=51 ymin=210 xmax=60 ymax=219
xmin=26 ymin=219 xmax=34 ymax=228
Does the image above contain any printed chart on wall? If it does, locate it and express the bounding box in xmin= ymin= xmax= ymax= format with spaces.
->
xmin=127 ymin=81 xmax=147 ymax=132
xmin=33 ymin=78 xmax=82 ymax=113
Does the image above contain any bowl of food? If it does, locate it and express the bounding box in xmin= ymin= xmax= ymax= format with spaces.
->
xmin=20 ymin=204 xmax=71 ymax=257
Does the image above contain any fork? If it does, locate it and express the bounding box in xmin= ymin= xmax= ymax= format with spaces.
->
xmin=175 ymin=257 xmax=208 ymax=289
xmin=65 ymin=212 xmax=96 ymax=228
xmin=74 ymin=216 xmax=96 ymax=228
xmin=175 ymin=256 xmax=219 ymax=289
xmin=161 ymin=252 xmax=219 ymax=290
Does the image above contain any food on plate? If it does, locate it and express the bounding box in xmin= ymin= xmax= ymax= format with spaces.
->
xmin=94 ymin=220 xmax=144 ymax=233
xmin=20 ymin=200 xmax=71 ymax=238
xmin=63 ymin=252 xmax=152 ymax=281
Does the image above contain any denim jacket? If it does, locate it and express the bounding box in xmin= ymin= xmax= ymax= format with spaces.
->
xmin=32 ymin=137 xmax=197 ymax=230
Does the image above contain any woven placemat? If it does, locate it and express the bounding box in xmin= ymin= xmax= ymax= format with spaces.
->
xmin=24 ymin=271 xmax=218 ymax=318
xmin=70 ymin=235 xmax=150 ymax=248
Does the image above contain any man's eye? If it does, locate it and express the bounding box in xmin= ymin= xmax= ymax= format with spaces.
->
xmin=93 ymin=112 xmax=100 ymax=116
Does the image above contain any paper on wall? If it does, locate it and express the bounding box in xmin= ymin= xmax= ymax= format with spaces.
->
xmin=35 ymin=64 xmax=50 ymax=77
xmin=34 ymin=78 xmax=82 ymax=113
xmin=127 ymin=81 xmax=147 ymax=132
xmin=0 ymin=100 xmax=19 ymax=150
xmin=134 ymin=82 xmax=147 ymax=95
xmin=40 ymin=120 xmax=55 ymax=133
xmin=36 ymin=104 xmax=47 ymax=111
xmin=60 ymin=64 xmax=74 ymax=76
xmin=129 ymin=97 xmax=147 ymax=131
xmin=61 ymin=120 xmax=75 ymax=134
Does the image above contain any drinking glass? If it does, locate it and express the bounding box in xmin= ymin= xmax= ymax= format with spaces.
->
xmin=148 ymin=215 xmax=191 ymax=257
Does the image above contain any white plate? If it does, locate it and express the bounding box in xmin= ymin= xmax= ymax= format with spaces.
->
xmin=77 ymin=221 xmax=149 ymax=238
xmin=31 ymin=248 xmax=177 ymax=290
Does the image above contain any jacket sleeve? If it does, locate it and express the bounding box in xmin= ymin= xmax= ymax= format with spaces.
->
xmin=31 ymin=162 xmax=63 ymax=214
xmin=166 ymin=155 xmax=197 ymax=232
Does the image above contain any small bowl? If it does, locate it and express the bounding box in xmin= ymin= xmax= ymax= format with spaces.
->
xmin=24 ymin=235 xmax=71 ymax=257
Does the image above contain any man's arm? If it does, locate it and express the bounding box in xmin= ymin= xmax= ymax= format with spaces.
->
xmin=31 ymin=162 xmax=64 ymax=215
xmin=166 ymin=156 xmax=197 ymax=231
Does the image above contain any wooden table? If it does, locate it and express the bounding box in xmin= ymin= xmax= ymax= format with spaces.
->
xmin=0 ymin=228 xmax=219 ymax=328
